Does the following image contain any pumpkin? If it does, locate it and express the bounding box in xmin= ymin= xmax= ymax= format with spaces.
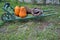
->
xmin=19 ymin=7 xmax=27 ymax=18
xmin=14 ymin=6 xmax=20 ymax=16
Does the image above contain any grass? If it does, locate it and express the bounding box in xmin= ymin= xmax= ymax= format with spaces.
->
xmin=0 ymin=1 xmax=60 ymax=40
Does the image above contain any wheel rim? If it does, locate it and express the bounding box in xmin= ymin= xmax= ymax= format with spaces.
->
xmin=1 ymin=13 xmax=15 ymax=22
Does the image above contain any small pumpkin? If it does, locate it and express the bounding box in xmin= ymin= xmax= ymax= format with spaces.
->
xmin=14 ymin=6 xmax=20 ymax=16
xmin=19 ymin=7 xmax=27 ymax=18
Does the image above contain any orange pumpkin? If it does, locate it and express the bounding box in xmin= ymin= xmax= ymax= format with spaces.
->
xmin=14 ymin=6 xmax=20 ymax=16
xmin=19 ymin=7 xmax=27 ymax=18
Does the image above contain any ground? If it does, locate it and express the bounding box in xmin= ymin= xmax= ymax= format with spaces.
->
xmin=0 ymin=1 xmax=60 ymax=40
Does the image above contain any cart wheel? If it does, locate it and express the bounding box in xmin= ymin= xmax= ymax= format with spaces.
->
xmin=1 ymin=13 xmax=14 ymax=22
xmin=1 ymin=13 xmax=15 ymax=22
xmin=1 ymin=13 xmax=7 ymax=22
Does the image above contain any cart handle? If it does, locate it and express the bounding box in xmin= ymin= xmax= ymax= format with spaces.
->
xmin=43 ymin=10 xmax=54 ymax=12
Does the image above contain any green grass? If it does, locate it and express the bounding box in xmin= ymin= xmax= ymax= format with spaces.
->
xmin=0 ymin=1 xmax=60 ymax=40
xmin=0 ymin=22 xmax=59 ymax=40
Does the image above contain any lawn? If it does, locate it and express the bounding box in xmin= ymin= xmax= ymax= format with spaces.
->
xmin=0 ymin=1 xmax=60 ymax=40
